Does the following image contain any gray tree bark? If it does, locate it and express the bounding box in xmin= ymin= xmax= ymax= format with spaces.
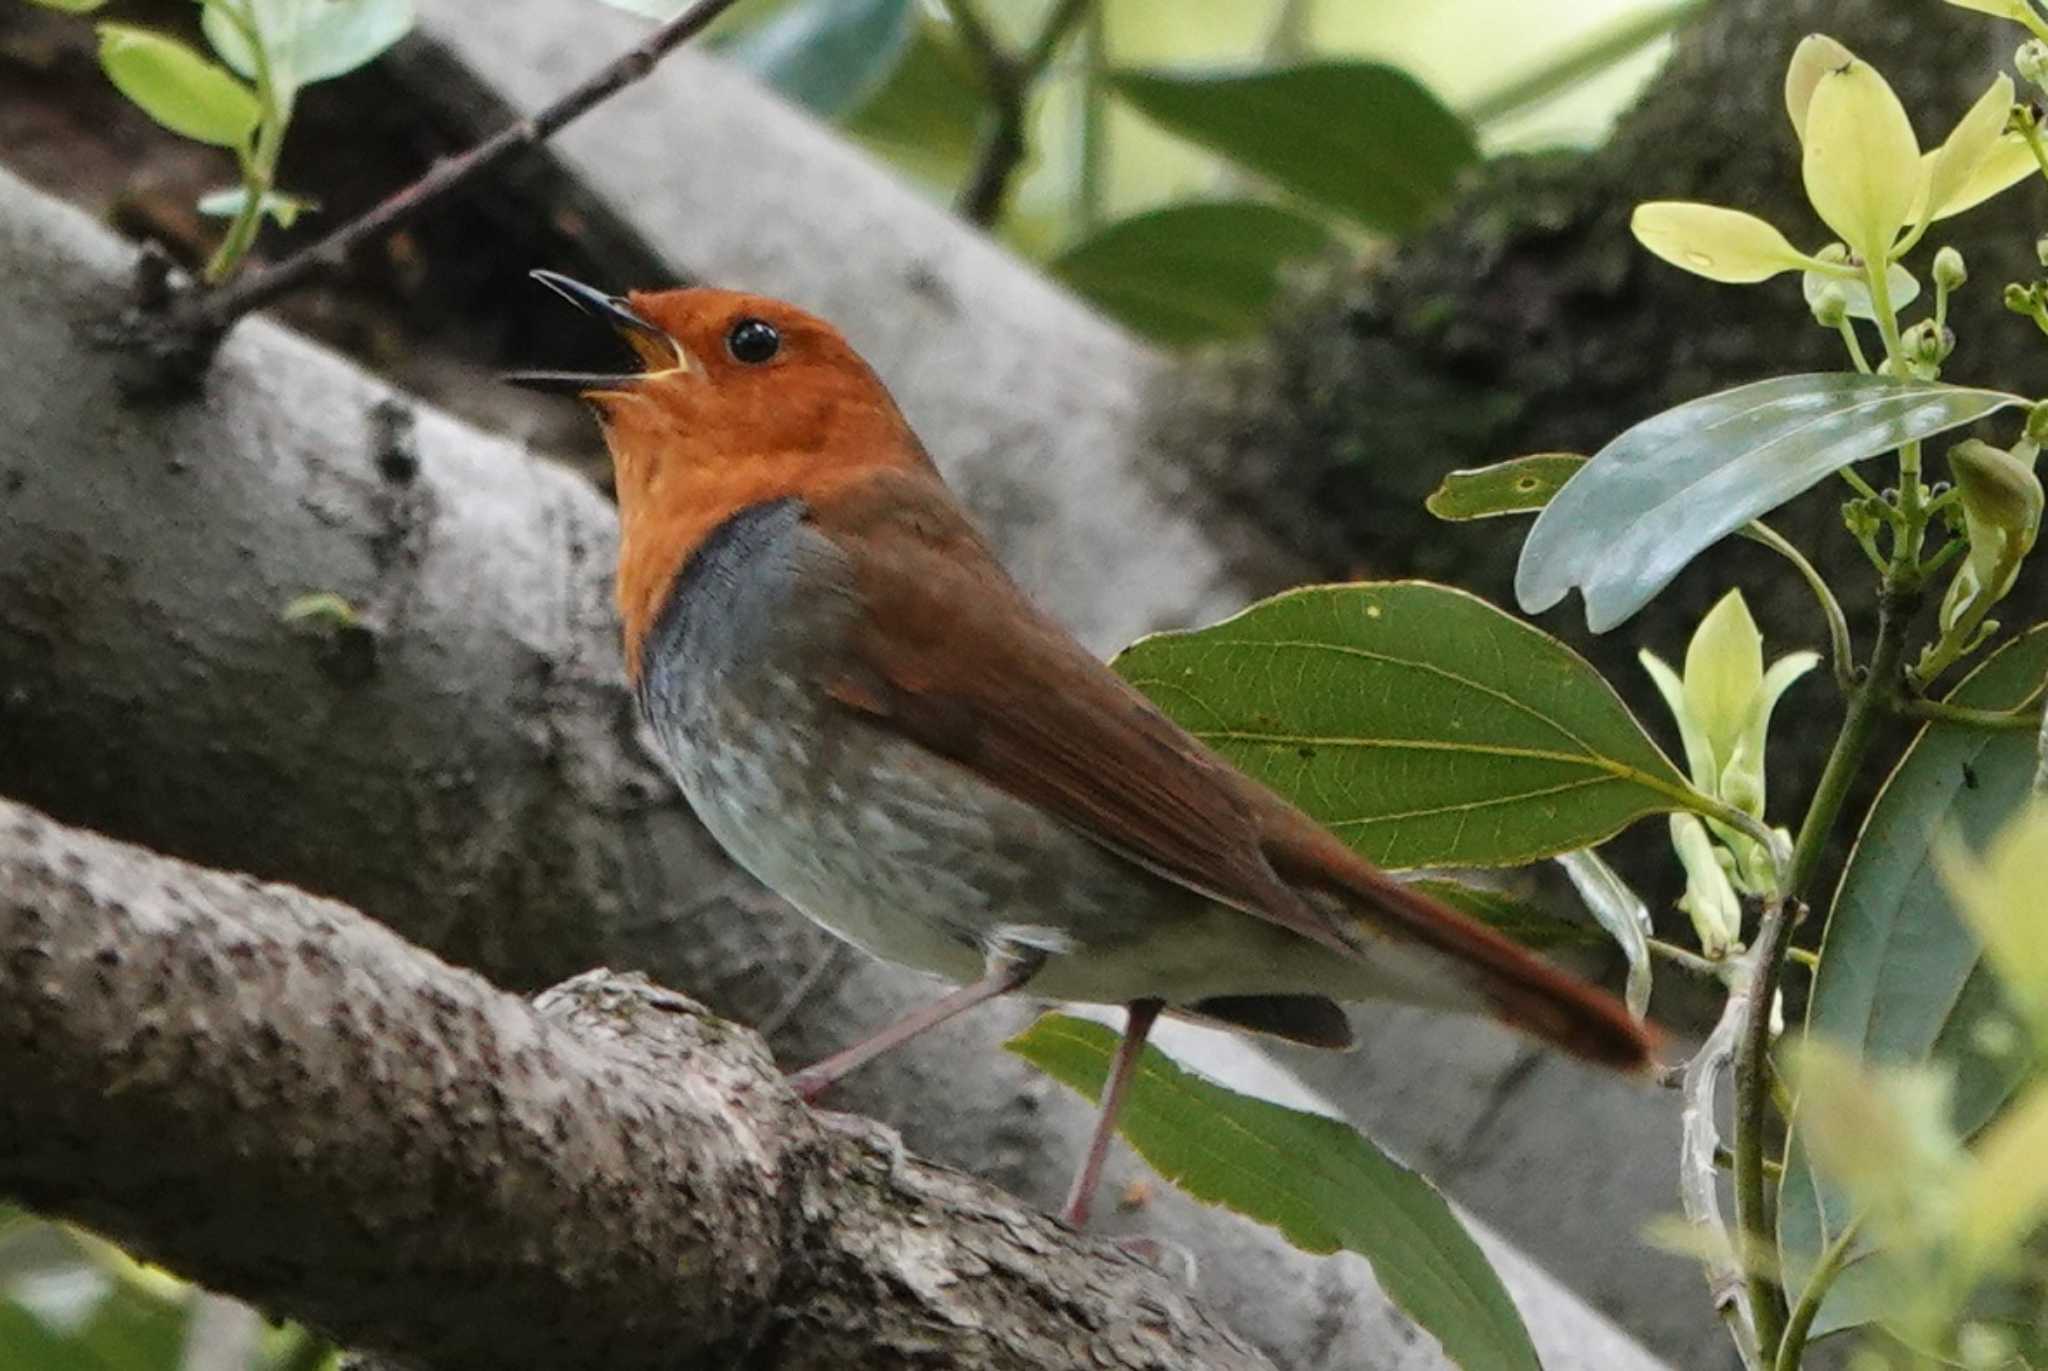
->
xmin=0 ymin=795 xmax=1270 ymax=1371
xmin=0 ymin=169 xmax=1666 ymax=1370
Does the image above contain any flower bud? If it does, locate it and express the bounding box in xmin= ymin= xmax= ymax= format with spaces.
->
xmin=1902 ymin=318 xmax=1955 ymax=367
xmin=2027 ymin=399 xmax=2048 ymax=447
xmin=1810 ymin=281 xmax=1849 ymax=327
xmin=1933 ymin=244 xmax=1968 ymax=289
xmin=2003 ymin=281 xmax=2039 ymax=315
xmin=1671 ymin=813 xmax=1742 ymax=958
xmin=2018 ymin=39 xmax=2048 ymax=89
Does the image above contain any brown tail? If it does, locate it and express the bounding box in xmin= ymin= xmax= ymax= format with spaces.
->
xmin=1264 ymin=826 xmax=1660 ymax=1073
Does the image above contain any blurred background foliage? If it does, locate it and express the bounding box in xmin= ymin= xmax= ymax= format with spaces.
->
xmin=689 ymin=0 xmax=1703 ymax=342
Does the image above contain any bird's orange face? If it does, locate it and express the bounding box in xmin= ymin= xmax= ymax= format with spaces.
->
xmin=510 ymin=274 xmax=930 ymax=672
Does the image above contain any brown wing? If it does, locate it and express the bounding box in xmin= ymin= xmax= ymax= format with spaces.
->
xmin=811 ymin=469 xmax=1654 ymax=1070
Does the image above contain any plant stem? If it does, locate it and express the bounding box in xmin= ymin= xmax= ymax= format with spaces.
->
xmin=1074 ymin=0 xmax=1107 ymax=235
xmin=1740 ymin=520 xmax=1855 ymax=694
xmin=1773 ymin=1214 xmax=1866 ymax=1371
xmin=1462 ymin=0 xmax=1708 ymax=127
xmin=165 ymin=0 xmax=747 ymax=345
xmin=1734 ymin=585 xmax=1918 ymax=1361
xmin=1682 ymin=963 xmax=1765 ymax=1369
xmin=947 ymin=0 xmax=1092 ymax=226
xmin=1646 ymin=936 xmax=1735 ymax=982
xmin=2037 ymin=675 xmax=2048 ymax=793
xmin=1897 ymin=697 xmax=2044 ymax=729
xmin=1834 ymin=319 xmax=1871 ymax=374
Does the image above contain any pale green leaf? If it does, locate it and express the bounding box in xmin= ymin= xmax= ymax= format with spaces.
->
xmin=1922 ymin=74 xmax=2014 ymax=223
xmin=1007 ymin=1013 xmax=1540 ymax=1371
xmin=1631 ymin=202 xmax=1810 ymax=284
xmin=1554 ymin=849 xmax=1653 ymax=1017
xmin=97 ymin=24 xmax=260 ymax=149
xmin=1938 ymin=801 xmax=2048 ymax=1042
xmin=21 ymin=0 xmax=108 ymax=12
xmin=1515 ymin=374 xmax=2025 ymax=632
xmin=1801 ymin=260 xmax=1919 ymax=322
xmin=1113 ymin=582 xmax=1696 ymax=869
xmin=1050 ymin=201 xmax=1336 ymax=345
xmin=1784 ymin=34 xmax=1855 ymax=144
xmin=1801 ymin=56 xmax=1922 ymax=264
xmin=1426 ymin=454 xmax=1586 ymax=521
xmin=1111 ymin=62 xmax=1477 ymax=235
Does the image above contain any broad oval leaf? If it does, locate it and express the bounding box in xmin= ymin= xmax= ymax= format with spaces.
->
xmin=721 ymin=0 xmax=915 ymax=119
xmin=1800 ymin=261 xmax=1920 ymax=322
xmin=97 ymin=24 xmax=260 ymax=149
xmin=1008 ymin=1013 xmax=1541 ymax=1371
xmin=1113 ymin=582 xmax=1698 ymax=869
xmin=842 ymin=18 xmax=984 ymax=185
xmin=1051 ymin=201 xmax=1336 ymax=345
xmin=1516 ymin=374 xmax=2026 ymax=633
xmin=1426 ymin=454 xmax=1586 ymax=521
xmin=1111 ymin=62 xmax=1478 ymax=235
xmin=1777 ymin=625 xmax=2048 ymax=1340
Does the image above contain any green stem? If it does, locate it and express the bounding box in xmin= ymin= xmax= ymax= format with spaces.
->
xmin=274 ymin=1327 xmax=337 ymax=1371
xmin=2021 ymin=111 xmax=2048 ymax=186
xmin=1865 ymin=258 xmax=1906 ymax=372
xmin=1462 ymin=0 xmax=1708 ymax=127
xmin=1773 ymin=1215 xmax=1866 ymax=1371
xmin=1834 ymin=319 xmax=1871 ymax=374
xmin=1074 ymin=0 xmax=1107 ymax=235
xmin=1736 ymin=585 xmax=1918 ymax=1363
xmin=1897 ymin=697 xmax=2044 ymax=729
xmin=946 ymin=0 xmax=1092 ymax=226
xmin=1646 ymin=936 xmax=1736 ymax=982
xmin=1740 ymin=520 xmax=1855 ymax=694
xmin=203 ymin=1 xmax=293 ymax=283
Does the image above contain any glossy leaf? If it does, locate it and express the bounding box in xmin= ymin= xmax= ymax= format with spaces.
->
xmin=97 ymin=24 xmax=260 ymax=149
xmin=1778 ymin=625 xmax=2048 ymax=1339
xmin=1113 ymin=582 xmax=1698 ymax=869
xmin=1008 ymin=1013 xmax=1540 ymax=1371
xmin=1426 ymin=454 xmax=1585 ymax=521
xmin=1111 ymin=62 xmax=1478 ymax=235
xmin=1415 ymin=878 xmax=1602 ymax=952
xmin=1051 ymin=201 xmax=1336 ymax=345
xmin=1554 ymin=849 xmax=1654 ymax=1018
xmin=1516 ymin=374 xmax=2026 ymax=633
xmin=719 ymin=0 xmax=915 ymax=119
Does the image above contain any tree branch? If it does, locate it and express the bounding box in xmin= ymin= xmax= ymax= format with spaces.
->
xmin=0 ymin=795 xmax=1269 ymax=1371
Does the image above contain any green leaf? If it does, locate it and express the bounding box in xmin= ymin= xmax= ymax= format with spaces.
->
xmin=1516 ymin=374 xmax=2026 ymax=633
xmin=96 ymin=24 xmax=261 ymax=149
xmin=720 ymin=0 xmax=915 ymax=119
xmin=1111 ymin=62 xmax=1478 ymax=235
xmin=1778 ymin=625 xmax=2048 ymax=1340
xmin=293 ymin=0 xmax=415 ymax=83
xmin=1008 ymin=1013 xmax=1541 ymax=1371
xmin=197 ymin=185 xmax=317 ymax=227
xmin=843 ymin=16 xmax=984 ymax=186
xmin=1050 ymin=201 xmax=1337 ymax=345
xmin=1414 ymin=878 xmax=1603 ymax=952
xmin=1426 ymin=454 xmax=1587 ymax=521
xmin=1113 ymin=582 xmax=1697 ymax=869
xmin=21 ymin=0 xmax=108 ymax=12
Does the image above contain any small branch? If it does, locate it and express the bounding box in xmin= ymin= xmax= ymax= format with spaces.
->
xmin=1679 ymin=961 xmax=1764 ymax=1370
xmin=1732 ymin=583 xmax=1920 ymax=1362
xmin=0 ymin=797 xmax=1268 ymax=1371
xmin=151 ymin=0 xmax=746 ymax=356
xmin=1645 ymin=936 xmax=1736 ymax=983
xmin=948 ymin=0 xmax=1093 ymax=226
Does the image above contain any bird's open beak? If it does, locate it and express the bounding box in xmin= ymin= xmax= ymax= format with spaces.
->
xmin=504 ymin=270 xmax=685 ymax=395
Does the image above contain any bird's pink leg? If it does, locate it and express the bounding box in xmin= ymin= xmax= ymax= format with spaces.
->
xmin=1060 ymin=997 xmax=1165 ymax=1229
xmin=785 ymin=947 xmax=1044 ymax=1102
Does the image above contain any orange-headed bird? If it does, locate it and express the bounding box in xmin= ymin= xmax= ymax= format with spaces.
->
xmin=512 ymin=272 xmax=1655 ymax=1228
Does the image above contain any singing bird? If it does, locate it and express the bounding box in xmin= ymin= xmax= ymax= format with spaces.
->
xmin=511 ymin=272 xmax=1655 ymax=1228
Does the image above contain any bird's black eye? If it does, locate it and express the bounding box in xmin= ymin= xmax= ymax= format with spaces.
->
xmin=726 ymin=317 xmax=781 ymax=365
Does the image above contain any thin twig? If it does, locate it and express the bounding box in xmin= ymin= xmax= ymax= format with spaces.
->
xmin=1680 ymin=956 xmax=1765 ymax=1370
xmin=948 ymin=0 xmax=1093 ymax=226
xmin=1645 ymin=936 xmax=1735 ymax=983
xmin=158 ymin=0 xmax=747 ymax=349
